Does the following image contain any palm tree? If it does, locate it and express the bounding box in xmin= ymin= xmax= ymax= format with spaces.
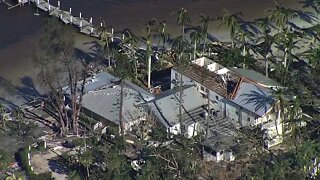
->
xmin=176 ymin=8 xmax=191 ymax=135
xmin=267 ymin=1 xmax=296 ymax=30
xmin=177 ymin=8 xmax=191 ymax=40
xmin=144 ymin=21 xmax=155 ymax=89
xmin=190 ymin=30 xmax=202 ymax=59
xmin=218 ymin=10 xmax=243 ymax=48
xmin=255 ymin=17 xmax=275 ymax=77
xmin=273 ymin=88 xmax=287 ymax=137
xmin=274 ymin=29 xmax=300 ymax=83
xmin=98 ymin=23 xmax=113 ymax=67
xmin=123 ymin=30 xmax=139 ymax=80
xmin=157 ymin=20 xmax=168 ymax=50
xmin=235 ymin=28 xmax=255 ymax=68
xmin=199 ymin=15 xmax=213 ymax=55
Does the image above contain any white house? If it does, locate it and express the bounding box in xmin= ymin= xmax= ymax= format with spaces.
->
xmin=170 ymin=57 xmax=285 ymax=149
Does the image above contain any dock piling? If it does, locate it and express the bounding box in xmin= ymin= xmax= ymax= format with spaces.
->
xmin=111 ymin=28 xmax=114 ymax=42
xmin=5 ymin=0 xmax=101 ymax=38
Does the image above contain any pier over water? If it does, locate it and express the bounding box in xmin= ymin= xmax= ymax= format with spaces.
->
xmin=3 ymin=0 xmax=111 ymax=39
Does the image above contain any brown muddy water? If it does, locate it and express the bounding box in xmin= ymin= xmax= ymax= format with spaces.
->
xmin=0 ymin=0 xmax=302 ymax=105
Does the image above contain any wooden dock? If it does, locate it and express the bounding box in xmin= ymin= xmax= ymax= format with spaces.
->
xmin=3 ymin=0 xmax=104 ymax=38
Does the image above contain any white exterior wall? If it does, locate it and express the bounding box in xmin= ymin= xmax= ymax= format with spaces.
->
xmin=255 ymin=112 xmax=277 ymax=126
xmin=167 ymin=123 xmax=199 ymax=138
xmin=168 ymin=124 xmax=180 ymax=135
xmin=192 ymin=58 xmax=206 ymax=67
xmin=207 ymin=62 xmax=224 ymax=72
xmin=186 ymin=122 xmax=199 ymax=138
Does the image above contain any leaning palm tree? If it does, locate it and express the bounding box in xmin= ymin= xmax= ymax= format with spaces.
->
xmin=199 ymin=15 xmax=213 ymax=55
xmin=218 ymin=10 xmax=243 ymax=48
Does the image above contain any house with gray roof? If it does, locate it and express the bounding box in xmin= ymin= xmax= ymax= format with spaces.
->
xmin=65 ymin=71 xmax=154 ymax=133
xmin=82 ymin=81 xmax=153 ymax=132
xmin=145 ymin=85 xmax=207 ymax=138
xmin=230 ymin=68 xmax=281 ymax=88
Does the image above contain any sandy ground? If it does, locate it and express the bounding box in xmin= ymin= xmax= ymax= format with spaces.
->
xmin=32 ymin=148 xmax=69 ymax=180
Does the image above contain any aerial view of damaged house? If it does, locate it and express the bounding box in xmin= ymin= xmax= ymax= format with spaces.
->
xmin=67 ymin=57 xmax=288 ymax=163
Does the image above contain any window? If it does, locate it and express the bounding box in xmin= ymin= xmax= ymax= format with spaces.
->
xmin=235 ymin=111 xmax=239 ymax=115
xmin=247 ymin=117 xmax=250 ymax=122
xmin=216 ymin=95 xmax=219 ymax=101
xmin=200 ymin=86 xmax=205 ymax=92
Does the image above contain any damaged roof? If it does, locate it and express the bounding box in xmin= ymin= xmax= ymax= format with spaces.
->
xmin=173 ymin=64 xmax=239 ymax=97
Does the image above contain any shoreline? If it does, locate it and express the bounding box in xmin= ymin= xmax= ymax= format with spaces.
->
xmin=0 ymin=0 xmax=305 ymax=106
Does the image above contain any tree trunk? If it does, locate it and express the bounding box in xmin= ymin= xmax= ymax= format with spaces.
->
xmin=134 ymin=52 xmax=138 ymax=80
xmin=147 ymin=53 xmax=152 ymax=88
xmin=58 ymin=104 xmax=66 ymax=136
xmin=86 ymin=165 xmax=89 ymax=178
xmin=265 ymin=55 xmax=269 ymax=77
xmin=2 ymin=117 xmax=6 ymax=132
xmin=202 ymin=35 xmax=206 ymax=56
xmin=119 ymin=79 xmax=125 ymax=136
xmin=108 ymin=48 xmax=111 ymax=68
xmin=242 ymin=45 xmax=247 ymax=69
xmin=64 ymin=107 xmax=69 ymax=133
xmin=193 ymin=41 xmax=197 ymax=60
xmin=179 ymin=73 xmax=183 ymax=135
